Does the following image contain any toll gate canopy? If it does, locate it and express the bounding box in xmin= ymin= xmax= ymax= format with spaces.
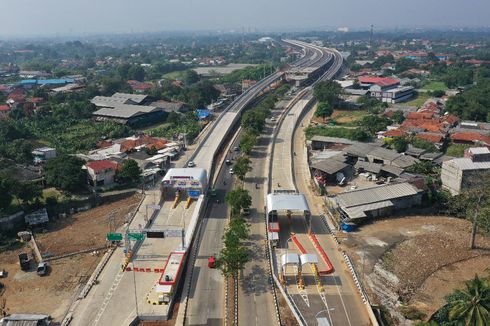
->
xmin=162 ymin=168 xmax=208 ymax=193
xmin=266 ymin=192 xmax=310 ymax=218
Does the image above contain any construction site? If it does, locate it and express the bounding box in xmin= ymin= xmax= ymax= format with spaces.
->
xmin=0 ymin=193 xmax=142 ymax=321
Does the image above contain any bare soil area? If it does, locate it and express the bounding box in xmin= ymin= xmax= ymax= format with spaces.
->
xmin=36 ymin=193 xmax=142 ymax=256
xmin=0 ymin=193 xmax=142 ymax=321
xmin=342 ymin=215 xmax=490 ymax=323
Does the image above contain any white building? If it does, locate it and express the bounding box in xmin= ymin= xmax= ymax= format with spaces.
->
xmin=441 ymin=147 xmax=490 ymax=195
xmin=32 ymin=147 xmax=57 ymax=164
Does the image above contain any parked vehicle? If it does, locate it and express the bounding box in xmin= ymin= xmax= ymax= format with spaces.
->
xmin=208 ymin=256 xmax=216 ymax=268
xmin=229 ymin=168 xmax=234 ymax=174
xmin=18 ymin=253 xmax=30 ymax=271
xmin=37 ymin=262 xmax=48 ymax=276
xmin=187 ymin=161 xmax=196 ymax=167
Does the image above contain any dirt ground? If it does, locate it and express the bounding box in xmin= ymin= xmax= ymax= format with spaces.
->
xmin=0 ymin=193 xmax=143 ymax=321
xmin=36 ymin=193 xmax=142 ymax=257
xmin=330 ymin=109 xmax=367 ymax=124
xmin=342 ymin=215 xmax=490 ymax=322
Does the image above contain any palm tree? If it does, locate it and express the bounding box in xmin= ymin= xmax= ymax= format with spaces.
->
xmin=448 ymin=275 xmax=490 ymax=326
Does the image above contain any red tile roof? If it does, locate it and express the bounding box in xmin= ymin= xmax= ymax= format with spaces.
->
xmin=358 ymin=76 xmax=399 ymax=87
xmin=86 ymin=160 xmax=119 ymax=172
xmin=416 ymin=133 xmax=444 ymax=143
xmin=407 ymin=112 xmax=435 ymax=120
xmin=0 ymin=105 xmax=10 ymax=111
xmin=451 ymin=132 xmax=490 ymax=145
xmin=384 ymin=129 xmax=407 ymax=137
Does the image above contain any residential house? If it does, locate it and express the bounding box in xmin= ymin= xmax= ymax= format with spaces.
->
xmin=85 ymin=160 xmax=119 ymax=187
xmin=441 ymin=147 xmax=490 ymax=195
xmin=451 ymin=132 xmax=490 ymax=147
xmin=0 ymin=105 xmax=10 ymax=119
xmin=32 ymin=147 xmax=57 ymax=164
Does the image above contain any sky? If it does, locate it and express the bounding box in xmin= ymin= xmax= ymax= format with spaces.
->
xmin=1 ymin=0 xmax=489 ymax=37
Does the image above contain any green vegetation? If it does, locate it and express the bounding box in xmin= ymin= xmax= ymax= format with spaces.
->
xmin=391 ymin=136 xmax=409 ymax=153
xmin=410 ymin=137 xmax=439 ymax=153
xmin=149 ymin=112 xmax=202 ymax=142
xmin=357 ymin=96 xmax=388 ymax=114
xmin=305 ymin=125 xmax=370 ymax=142
xmin=423 ymin=81 xmax=448 ymax=91
xmin=430 ymin=274 xmax=490 ymax=326
xmin=44 ymin=155 xmax=86 ymax=192
xmin=313 ymin=80 xmax=343 ymax=105
xmin=446 ymin=144 xmax=472 ymax=157
xmin=233 ymin=156 xmax=252 ymax=181
xmin=314 ymin=102 xmax=333 ymax=122
xmin=117 ymin=159 xmax=142 ymax=182
xmin=218 ymin=188 xmax=252 ymax=278
xmin=404 ymin=92 xmax=430 ymax=107
xmin=221 ymin=64 xmax=274 ymax=84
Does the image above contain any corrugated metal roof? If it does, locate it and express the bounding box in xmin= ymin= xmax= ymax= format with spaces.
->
xmin=310 ymin=136 xmax=355 ymax=145
xmin=344 ymin=200 xmax=394 ymax=219
xmin=355 ymin=161 xmax=382 ymax=174
xmin=112 ymin=92 xmax=148 ymax=104
xmin=447 ymin=158 xmax=490 ymax=171
xmin=368 ymin=147 xmax=400 ymax=161
xmin=391 ymin=155 xmax=419 ymax=168
xmin=311 ymin=160 xmax=349 ymax=175
xmin=93 ymin=104 xmax=159 ymax=119
xmin=336 ymin=182 xmax=419 ymax=208
xmin=381 ymin=165 xmax=404 ymax=176
xmin=344 ymin=143 xmax=377 ymax=158
xmin=266 ymin=193 xmax=310 ymax=215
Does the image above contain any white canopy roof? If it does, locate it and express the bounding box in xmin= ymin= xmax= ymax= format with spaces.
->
xmin=300 ymin=254 xmax=319 ymax=265
xmin=281 ymin=253 xmax=300 ymax=267
xmin=266 ymin=193 xmax=310 ymax=216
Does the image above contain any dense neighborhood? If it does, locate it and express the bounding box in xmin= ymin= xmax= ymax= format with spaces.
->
xmin=0 ymin=25 xmax=490 ymax=326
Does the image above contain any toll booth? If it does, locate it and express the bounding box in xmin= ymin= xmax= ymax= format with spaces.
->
xmin=266 ymin=191 xmax=310 ymax=240
xmin=162 ymin=168 xmax=208 ymax=206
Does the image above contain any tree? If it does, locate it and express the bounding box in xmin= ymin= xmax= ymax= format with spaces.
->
xmin=392 ymin=136 xmax=409 ymax=153
xmin=225 ymin=188 xmax=252 ymax=216
xmin=239 ymin=132 xmax=258 ymax=155
xmin=128 ymin=65 xmax=145 ymax=82
xmin=447 ymin=275 xmax=490 ymax=325
xmin=358 ymin=115 xmax=391 ymax=135
xmin=13 ymin=182 xmax=42 ymax=204
xmin=44 ymin=155 xmax=86 ymax=192
xmin=313 ymin=80 xmax=343 ymax=105
xmin=315 ymin=102 xmax=333 ymax=122
xmin=0 ymin=176 xmax=13 ymax=210
xmin=391 ymin=110 xmax=405 ymax=124
xmin=218 ymin=230 xmax=249 ymax=278
xmin=233 ymin=156 xmax=252 ymax=181
xmin=182 ymin=70 xmax=199 ymax=85
xmin=449 ymin=171 xmax=490 ymax=249
xmin=117 ymin=159 xmax=142 ymax=182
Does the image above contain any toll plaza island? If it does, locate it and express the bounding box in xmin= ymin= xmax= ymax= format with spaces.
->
xmin=121 ymin=168 xmax=208 ymax=321
xmin=267 ymin=191 xmax=335 ymax=307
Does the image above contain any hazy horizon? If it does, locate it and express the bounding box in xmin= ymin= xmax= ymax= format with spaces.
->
xmin=1 ymin=0 xmax=490 ymax=37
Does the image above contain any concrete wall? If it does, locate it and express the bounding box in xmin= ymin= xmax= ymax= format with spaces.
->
xmin=441 ymin=160 xmax=463 ymax=195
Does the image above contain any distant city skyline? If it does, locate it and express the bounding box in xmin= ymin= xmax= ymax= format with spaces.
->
xmin=1 ymin=0 xmax=490 ymax=37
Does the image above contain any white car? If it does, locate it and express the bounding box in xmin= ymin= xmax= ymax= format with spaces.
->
xmin=270 ymin=116 xmax=277 ymax=122
xmin=187 ymin=161 xmax=196 ymax=167
xmin=229 ymin=168 xmax=234 ymax=174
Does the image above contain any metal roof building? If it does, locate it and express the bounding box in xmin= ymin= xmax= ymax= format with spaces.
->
xmin=335 ymin=182 xmax=422 ymax=220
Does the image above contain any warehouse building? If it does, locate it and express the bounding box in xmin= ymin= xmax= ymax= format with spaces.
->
xmin=334 ymin=182 xmax=423 ymax=221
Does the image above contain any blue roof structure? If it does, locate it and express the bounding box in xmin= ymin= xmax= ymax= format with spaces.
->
xmin=196 ymin=109 xmax=210 ymax=120
xmin=20 ymin=78 xmax=75 ymax=86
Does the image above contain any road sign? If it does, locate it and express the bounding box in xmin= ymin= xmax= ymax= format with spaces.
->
xmin=128 ymin=233 xmax=145 ymax=241
xmin=188 ymin=190 xmax=200 ymax=198
xmin=165 ymin=229 xmax=183 ymax=238
xmin=106 ymin=233 xmax=123 ymax=241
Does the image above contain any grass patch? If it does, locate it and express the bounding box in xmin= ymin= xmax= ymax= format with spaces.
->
xmin=42 ymin=188 xmax=63 ymax=203
xmin=331 ymin=110 xmax=368 ymax=126
xmin=446 ymin=143 xmax=472 ymax=157
xmin=422 ymin=81 xmax=448 ymax=91
xmin=305 ymin=125 xmax=369 ymax=141
xmin=163 ymin=70 xmax=186 ymax=80
xmin=403 ymin=92 xmax=430 ymax=107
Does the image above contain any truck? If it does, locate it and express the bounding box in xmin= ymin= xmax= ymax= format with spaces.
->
xmin=18 ymin=253 xmax=30 ymax=271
